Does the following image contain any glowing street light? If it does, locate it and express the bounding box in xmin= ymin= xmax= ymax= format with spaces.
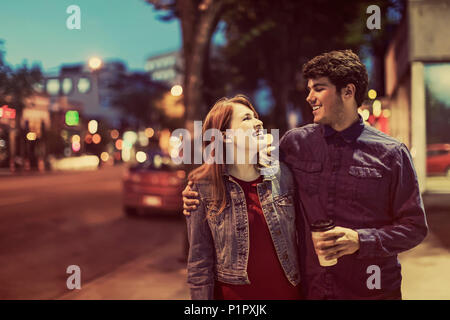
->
xmin=88 ymin=57 xmax=103 ymax=71
xmin=171 ymin=85 xmax=183 ymax=97
xmin=26 ymin=132 xmax=37 ymax=141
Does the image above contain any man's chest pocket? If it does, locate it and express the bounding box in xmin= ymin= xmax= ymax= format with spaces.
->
xmin=292 ymin=161 xmax=323 ymax=196
xmin=348 ymin=165 xmax=384 ymax=202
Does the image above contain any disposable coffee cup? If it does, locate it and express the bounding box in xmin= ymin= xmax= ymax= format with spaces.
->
xmin=311 ymin=219 xmax=338 ymax=267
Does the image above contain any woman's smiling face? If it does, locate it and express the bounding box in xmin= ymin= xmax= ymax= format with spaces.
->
xmin=227 ymin=103 xmax=263 ymax=156
xmin=228 ymin=103 xmax=263 ymax=132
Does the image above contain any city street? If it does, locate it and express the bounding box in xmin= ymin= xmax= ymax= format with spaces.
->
xmin=0 ymin=165 xmax=449 ymax=300
xmin=0 ymin=165 xmax=189 ymax=300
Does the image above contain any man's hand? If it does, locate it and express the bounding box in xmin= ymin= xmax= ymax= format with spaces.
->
xmin=314 ymin=226 xmax=360 ymax=260
xmin=258 ymin=145 xmax=277 ymax=168
xmin=182 ymin=181 xmax=200 ymax=216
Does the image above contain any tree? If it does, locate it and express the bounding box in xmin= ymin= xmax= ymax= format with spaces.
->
xmin=0 ymin=40 xmax=43 ymax=170
xmin=147 ymin=0 xmax=406 ymax=133
xmin=109 ymin=71 xmax=171 ymax=129
xmin=220 ymin=0 xmax=404 ymax=131
xmin=146 ymin=0 xmax=230 ymax=131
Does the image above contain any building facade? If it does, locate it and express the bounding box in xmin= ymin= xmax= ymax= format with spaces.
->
xmin=44 ymin=60 xmax=126 ymax=127
xmin=385 ymin=0 xmax=450 ymax=193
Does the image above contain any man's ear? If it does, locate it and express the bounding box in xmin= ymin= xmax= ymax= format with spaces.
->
xmin=341 ymin=84 xmax=356 ymax=100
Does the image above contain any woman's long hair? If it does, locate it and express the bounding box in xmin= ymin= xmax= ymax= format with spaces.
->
xmin=188 ymin=94 xmax=259 ymax=216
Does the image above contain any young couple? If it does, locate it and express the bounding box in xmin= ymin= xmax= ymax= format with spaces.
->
xmin=182 ymin=50 xmax=428 ymax=300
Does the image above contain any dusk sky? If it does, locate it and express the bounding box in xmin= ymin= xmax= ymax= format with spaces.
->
xmin=0 ymin=0 xmax=184 ymax=72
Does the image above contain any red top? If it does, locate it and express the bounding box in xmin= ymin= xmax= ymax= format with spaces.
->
xmin=214 ymin=175 xmax=302 ymax=300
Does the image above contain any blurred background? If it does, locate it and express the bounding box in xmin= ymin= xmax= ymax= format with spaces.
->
xmin=0 ymin=0 xmax=449 ymax=299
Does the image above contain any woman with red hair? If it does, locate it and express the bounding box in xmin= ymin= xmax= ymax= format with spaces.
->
xmin=186 ymin=95 xmax=302 ymax=300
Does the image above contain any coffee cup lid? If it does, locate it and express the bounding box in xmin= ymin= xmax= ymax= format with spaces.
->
xmin=310 ymin=219 xmax=335 ymax=232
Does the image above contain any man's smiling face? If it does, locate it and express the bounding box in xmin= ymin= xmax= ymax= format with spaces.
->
xmin=306 ymin=77 xmax=344 ymax=126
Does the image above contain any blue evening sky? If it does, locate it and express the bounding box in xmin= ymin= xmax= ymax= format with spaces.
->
xmin=0 ymin=0 xmax=184 ymax=72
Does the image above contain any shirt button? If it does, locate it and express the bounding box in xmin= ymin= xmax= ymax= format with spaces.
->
xmin=283 ymin=253 xmax=288 ymax=260
xmin=275 ymin=230 xmax=281 ymax=236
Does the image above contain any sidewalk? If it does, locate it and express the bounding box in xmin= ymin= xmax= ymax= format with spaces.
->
xmin=399 ymin=192 xmax=450 ymax=300
xmin=56 ymin=193 xmax=450 ymax=300
xmin=57 ymin=230 xmax=190 ymax=300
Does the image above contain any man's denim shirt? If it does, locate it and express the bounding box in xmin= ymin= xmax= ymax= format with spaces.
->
xmin=280 ymin=116 xmax=428 ymax=299
xmin=186 ymin=162 xmax=301 ymax=300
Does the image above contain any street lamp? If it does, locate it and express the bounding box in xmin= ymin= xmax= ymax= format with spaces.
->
xmin=88 ymin=57 xmax=103 ymax=71
xmin=171 ymin=85 xmax=183 ymax=97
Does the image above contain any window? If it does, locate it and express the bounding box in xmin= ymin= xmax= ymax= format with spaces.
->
xmin=77 ymin=77 xmax=91 ymax=93
xmin=46 ymin=79 xmax=60 ymax=95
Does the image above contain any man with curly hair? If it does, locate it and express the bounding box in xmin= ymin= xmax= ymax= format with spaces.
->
xmin=183 ymin=50 xmax=428 ymax=300
xmin=279 ymin=49 xmax=427 ymax=299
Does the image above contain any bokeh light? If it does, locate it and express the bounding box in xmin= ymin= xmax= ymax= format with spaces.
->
xmin=153 ymin=154 xmax=162 ymax=168
xmin=88 ymin=57 xmax=102 ymax=70
xmin=368 ymin=89 xmax=377 ymax=100
xmin=85 ymin=134 xmax=93 ymax=144
xmin=110 ymin=129 xmax=119 ymax=139
xmin=100 ymin=152 xmax=109 ymax=162
xmin=72 ymin=141 xmax=81 ymax=152
xmin=362 ymin=109 xmax=370 ymax=121
xmin=88 ymin=120 xmax=98 ymax=134
xmin=71 ymin=134 xmax=80 ymax=144
xmin=373 ymin=100 xmax=382 ymax=117
xmin=136 ymin=151 xmax=147 ymax=163
xmin=92 ymin=133 xmax=101 ymax=144
xmin=115 ymin=139 xmax=123 ymax=150
xmin=26 ymin=132 xmax=37 ymax=141
xmin=170 ymin=85 xmax=183 ymax=97
xmin=145 ymin=128 xmax=154 ymax=138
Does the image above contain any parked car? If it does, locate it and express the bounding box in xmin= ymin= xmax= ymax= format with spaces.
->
xmin=427 ymin=143 xmax=450 ymax=177
xmin=123 ymin=151 xmax=186 ymax=216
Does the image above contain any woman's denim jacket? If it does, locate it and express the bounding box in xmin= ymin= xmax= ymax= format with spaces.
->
xmin=186 ymin=162 xmax=301 ymax=300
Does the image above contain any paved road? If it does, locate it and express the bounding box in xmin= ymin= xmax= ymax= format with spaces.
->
xmin=0 ymin=165 xmax=189 ymax=299
xmin=0 ymin=166 xmax=449 ymax=299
